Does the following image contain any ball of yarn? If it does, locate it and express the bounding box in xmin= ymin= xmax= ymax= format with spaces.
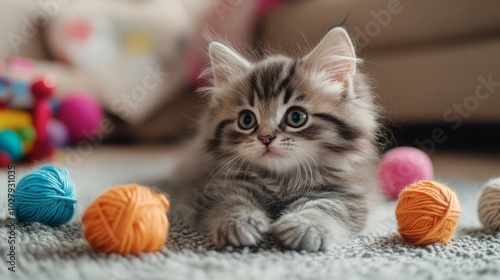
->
xmin=379 ymin=147 xmax=434 ymax=199
xmin=395 ymin=180 xmax=461 ymax=245
xmin=82 ymin=184 xmax=170 ymax=255
xmin=0 ymin=130 xmax=24 ymax=162
xmin=56 ymin=92 xmax=103 ymax=143
xmin=14 ymin=166 xmax=77 ymax=227
xmin=477 ymin=177 xmax=500 ymax=231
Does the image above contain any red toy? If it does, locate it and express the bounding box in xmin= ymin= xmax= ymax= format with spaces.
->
xmin=29 ymin=75 xmax=56 ymax=161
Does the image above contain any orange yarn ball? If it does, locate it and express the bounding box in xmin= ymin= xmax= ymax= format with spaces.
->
xmin=82 ymin=184 xmax=170 ymax=255
xmin=395 ymin=180 xmax=461 ymax=246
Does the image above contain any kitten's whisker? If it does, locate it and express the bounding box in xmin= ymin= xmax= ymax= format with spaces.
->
xmin=290 ymin=155 xmax=302 ymax=194
xmin=222 ymin=154 xmax=245 ymax=185
xmin=295 ymin=151 xmax=312 ymax=190
xmin=293 ymin=151 xmax=309 ymax=193
xmin=203 ymin=152 xmax=241 ymax=192
xmin=203 ymin=149 xmax=238 ymax=164
xmin=224 ymin=147 xmax=254 ymax=187
xmin=226 ymin=153 xmax=247 ymax=186
xmin=243 ymin=154 xmax=257 ymax=181
xmin=289 ymin=145 xmax=319 ymax=191
xmin=233 ymin=153 xmax=253 ymax=187
xmin=299 ymin=151 xmax=316 ymax=191
xmin=202 ymin=150 xmax=238 ymax=176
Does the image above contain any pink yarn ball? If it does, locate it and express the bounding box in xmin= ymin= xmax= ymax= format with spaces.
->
xmin=378 ymin=147 xmax=434 ymax=199
xmin=55 ymin=92 xmax=103 ymax=143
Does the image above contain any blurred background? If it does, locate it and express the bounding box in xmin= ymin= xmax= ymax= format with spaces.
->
xmin=1 ymin=0 xmax=499 ymax=179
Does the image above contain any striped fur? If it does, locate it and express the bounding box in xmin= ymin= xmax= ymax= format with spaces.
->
xmin=182 ymin=28 xmax=382 ymax=252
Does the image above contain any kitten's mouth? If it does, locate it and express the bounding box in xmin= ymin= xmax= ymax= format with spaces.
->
xmin=262 ymin=147 xmax=282 ymax=158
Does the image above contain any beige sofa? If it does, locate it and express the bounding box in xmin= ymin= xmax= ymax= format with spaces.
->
xmin=259 ymin=0 xmax=500 ymax=124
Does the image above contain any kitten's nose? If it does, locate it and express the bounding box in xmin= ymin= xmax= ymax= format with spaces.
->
xmin=258 ymin=135 xmax=276 ymax=146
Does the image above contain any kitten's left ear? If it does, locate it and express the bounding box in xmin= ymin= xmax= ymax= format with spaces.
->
xmin=209 ymin=42 xmax=251 ymax=87
xmin=303 ymin=27 xmax=358 ymax=92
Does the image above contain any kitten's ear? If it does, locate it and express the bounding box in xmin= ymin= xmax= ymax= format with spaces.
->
xmin=209 ymin=42 xmax=251 ymax=86
xmin=303 ymin=27 xmax=357 ymax=92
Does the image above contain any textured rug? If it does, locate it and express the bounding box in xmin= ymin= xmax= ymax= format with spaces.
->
xmin=1 ymin=146 xmax=499 ymax=280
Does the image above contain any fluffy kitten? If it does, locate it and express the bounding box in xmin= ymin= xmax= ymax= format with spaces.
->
xmin=182 ymin=27 xmax=381 ymax=252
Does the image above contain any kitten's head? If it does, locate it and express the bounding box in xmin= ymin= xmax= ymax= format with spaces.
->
xmin=202 ymin=28 xmax=380 ymax=174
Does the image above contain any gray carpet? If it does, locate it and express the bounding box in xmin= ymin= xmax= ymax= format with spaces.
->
xmin=1 ymin=146 xmax=499 ymax=280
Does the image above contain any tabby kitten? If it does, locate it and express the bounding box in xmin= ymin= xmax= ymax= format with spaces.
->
xmin=186 ymin=27 xmax=381 ymax=252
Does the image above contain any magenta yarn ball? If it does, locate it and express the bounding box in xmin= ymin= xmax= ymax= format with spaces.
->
xmin=55 ymin=93 xmax=103 ymax=143
xmin=48 ymin=120 xmax=69 ymax=147
xmin=378 ymin=147 xmax=434 ymax=199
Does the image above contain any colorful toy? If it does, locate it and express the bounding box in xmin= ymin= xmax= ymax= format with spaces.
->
xmin=17 ymin=126 xmax=36 ymax=154
xmin=0 ymin=109 xmax=36 ymax=165
xmin=0 ymin=109 xmax=32 ymax=129
xmin=0 ymin=130 xmax=23 ymax=162
xmin=82 ymin=184 xmax=170 ymax=255
xmin=3 ymin=56 xmax=36 ymax=109
xmin=0 ymin=56 xmax=102 ymax=165
xmin=56 ymin=92 xmax=103 ymax=143
xmin=378 ymin=147 xmax=434 ymax=199
xmin=395 ymin=180 xmax=461 ymax=246
xmin=0 ymin=77 xmax=10 ymax=108
xmin=477 ymin=177 xmax=500 ymax=231
xmin=0 ymin=57 xmax=56 ymax=164
xmin=13 ymin=166 xmax=77 ymax=227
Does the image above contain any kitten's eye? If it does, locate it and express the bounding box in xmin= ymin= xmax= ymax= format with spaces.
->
xmin=286 ymin=108 xmax=308 ymax=128
xmin=238 ymin=110 xmax=257 ymax=130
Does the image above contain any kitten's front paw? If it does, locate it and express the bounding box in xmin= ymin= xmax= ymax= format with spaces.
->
xmin=272 ymin=214 xmax=345 ymax=252
xmin=210 ymin=210 xmax=270 ymax=248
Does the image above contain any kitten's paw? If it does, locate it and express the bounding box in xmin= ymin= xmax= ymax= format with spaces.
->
xmin=272 ymin=214 xmax=345 ymax=252
xmin=210 ymin=210 xmax=270 ymax=248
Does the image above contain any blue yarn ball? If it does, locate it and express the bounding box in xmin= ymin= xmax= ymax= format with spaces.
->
xmin=0 ymin=130 xmax=23 ymax=162
xmin=14 ymin=166 xmax=77 ymax=227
